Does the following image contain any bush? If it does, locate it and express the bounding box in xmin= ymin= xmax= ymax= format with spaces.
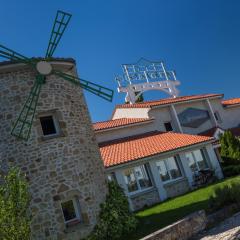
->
xmin=0 ymin=168 xmax=31 ymax=240
xmin=220 ymin=131 xmax=240 ymax=163
xmin=222 ymin=165 xmax=240 ymax=177
xmin=86 ymin=181 xmax=137 ymax=240
xmin=208 ymin=181 xmax=240 ymax=212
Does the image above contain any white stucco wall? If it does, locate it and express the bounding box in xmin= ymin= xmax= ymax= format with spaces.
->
xmin=174 ymin=100 xmax=216 ymax=135
xmin=209 ymin=98 xmax=240 ymax=129
xmin=148 ymin=106 xmax=177 ymax=132
xmin=95 ymin=121 xmax=157 ymax=143
xmin=112 ymin=108 xmax=150 ymax=119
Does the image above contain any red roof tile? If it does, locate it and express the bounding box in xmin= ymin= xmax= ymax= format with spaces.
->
xmin=99 ymin=131 xmax=213 ymax=168
xmin=222 ymin=98 xmax=240 ymax=107
xmin=114 ymin=94 xmax=223 ymax=109
xmin=93 ymin=118 xmax=152 ymax=131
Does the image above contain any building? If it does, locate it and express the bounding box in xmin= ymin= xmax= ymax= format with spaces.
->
xmin=0 ymin=59 xmax=107 ymax=240
xmin=93 ymin=93 xmax=240 ymax=211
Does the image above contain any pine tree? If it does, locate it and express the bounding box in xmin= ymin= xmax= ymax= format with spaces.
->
xmin=86 ymin=181 xmax=137 ymax=240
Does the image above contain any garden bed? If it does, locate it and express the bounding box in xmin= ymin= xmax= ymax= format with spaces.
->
xmin=125 ymin=176 xmax=240 ymax=240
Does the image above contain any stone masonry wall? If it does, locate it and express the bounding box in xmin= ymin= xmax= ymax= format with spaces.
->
xmin=130 ymin=189 xmax=160 ymax=211
xmin=0 ymin=63 xmax=107 ymax=240
xmin=140 ymin=210 xmax=207 ymax=240
xmin=164 ymin=179 xmax=190 ymax=199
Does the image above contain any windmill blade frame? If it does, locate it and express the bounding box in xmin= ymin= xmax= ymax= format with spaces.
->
xmin=53 ymin=70 xmax=114 ymax=102
xmin=11 ymin=75 xmax=45 ymax=140
xmin=0 ymin=44 xmax=33 ymax=65
xmin=45 ymin=11 xmax=72 ymax=58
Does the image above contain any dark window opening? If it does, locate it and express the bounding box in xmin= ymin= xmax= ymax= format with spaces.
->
xmin=164 ymin=122 xmax=173 ymax=132
xmin=214 ymin=111 xmax=222 ymax=123
xmin=61 ymin=200 xmax=77 ymax=222
xmin=40 ymin=116 xmax=57 ymax=136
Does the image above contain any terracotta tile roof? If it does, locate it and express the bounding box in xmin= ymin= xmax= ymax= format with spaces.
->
xmin=99 ymin=131 xmax=213 ymax=168
xmin=93 ymin=118 xmax=152 ymax=131
xmin=114 ymin=94 xmax=223 ymax=109
xmin=222 ymin=98 xmax=240 ymax=107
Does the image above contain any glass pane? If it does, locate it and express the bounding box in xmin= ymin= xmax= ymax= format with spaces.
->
xmin=134 ymin=165 xmax=152 ymax=190
xmin=194 ymin=150 xmax=208 ymax=170
xmin=166 ymin=157 xmax=182 ymax=179
xmin=156 ymin=160 xmax=170 ymax=182
xmin=123 ymin=168 xmax=138 ymax=192
xmin=186 ymin=152 xmax=198 ymax=173
xmin=61 ymin=200 xmax=77 ymax=222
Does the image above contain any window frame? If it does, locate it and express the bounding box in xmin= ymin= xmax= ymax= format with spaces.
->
xmin=123 ymin=164 xmax=153 ymax=195
xmin=37 ymin=110 xmax=64 ymax=141
xmin=186 ymin=149 xmax=210 ymax=173
xmin=156 ymin=156 xmax=183 ymax=184
xmin=39 ymin=115 xmax=59 ymax=136
xmin=61 ymin=198 xmax=82 ymax=225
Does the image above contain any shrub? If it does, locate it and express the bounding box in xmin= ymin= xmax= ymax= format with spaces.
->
xmin=86 ymin=181 xmax=137 ymax=240
xmin=222 ymin=165 xmax=240 ymax=177
xmin=0 ymin=168 xmax=31 ymax=240
xmin=208 ymin=181 xmax=240 ymax=212
xmin=220 ymin=131 xmax=240 ymax=163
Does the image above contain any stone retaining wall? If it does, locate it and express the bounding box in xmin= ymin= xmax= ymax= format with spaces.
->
xmin=140 ymin=210 xmax=207 ymax=240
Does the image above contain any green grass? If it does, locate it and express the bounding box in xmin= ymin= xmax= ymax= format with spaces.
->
xmin=127 ymin=176 xmax=240 ymax=240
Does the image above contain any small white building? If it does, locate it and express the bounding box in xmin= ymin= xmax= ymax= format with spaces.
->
xmin=93 ymin=93 xmax=240 ymax=211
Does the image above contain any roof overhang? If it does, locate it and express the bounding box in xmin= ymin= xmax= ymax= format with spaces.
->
xmin=95 ymin=118 xmax=154 ymax=133
xmin=0 ymin=59 xmax=76 ymax=73
xmin=150 ymin=94 xmax=224 ymax=110
xmin=104 ymin=138 xmax=214 ymax=171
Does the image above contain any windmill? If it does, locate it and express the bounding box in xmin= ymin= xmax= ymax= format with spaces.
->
xmin=0 ymin=10 xmax=114 ymax=141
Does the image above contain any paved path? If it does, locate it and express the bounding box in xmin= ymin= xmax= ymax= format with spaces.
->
xmin=195 ymin=212 xmax=240 ymax=240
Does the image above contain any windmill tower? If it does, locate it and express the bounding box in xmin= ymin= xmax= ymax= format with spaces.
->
xmin=0 ymin=11 xmax=113 ymax=239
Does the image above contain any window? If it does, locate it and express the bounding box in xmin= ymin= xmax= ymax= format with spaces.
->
xmin=123 ymin=164 xmax=152 ymax=193
xmin=61 ymin=199 xmax=81 ymax=224
xmin=40 ymin=116 xmax=57 ymax=136
xmin=156 ymin=156 xmax=182 ymax=182
xmin=214 ymin=111 xmax=222 ymax=123
xmin=107 ymin=172 xmax=117 ymax=182
xmin=186 ymin=149 xmax=209 ymax=173
xmin=164 ymin=122 xmax=173 ymax=132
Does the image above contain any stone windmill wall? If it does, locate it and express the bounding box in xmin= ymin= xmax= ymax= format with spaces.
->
xmin=0 ymin=60 xmax=107 ymax=240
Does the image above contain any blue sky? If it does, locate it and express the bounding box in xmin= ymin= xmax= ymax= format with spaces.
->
xmin=0 ymin=0 xmax=240 ymax=122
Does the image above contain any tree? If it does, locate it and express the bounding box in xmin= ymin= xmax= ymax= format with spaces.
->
xmin=86 ymin=181 xmax=137 ymax=240
xmin=0 ymin=168 xmax=31 ymax=240
xmin=135 ymin=92 xmax=144 ymax=103
xmin=125 ymin=92 xmax=144 ymax=104
xmin=220 ymin=130 xmax=240 ymax=163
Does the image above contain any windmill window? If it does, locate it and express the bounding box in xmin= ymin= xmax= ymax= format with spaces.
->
xmin=61 ymin=198 xmax=81 ymax=225
xmin=40 ymin=116 xmax=57 ymax=136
